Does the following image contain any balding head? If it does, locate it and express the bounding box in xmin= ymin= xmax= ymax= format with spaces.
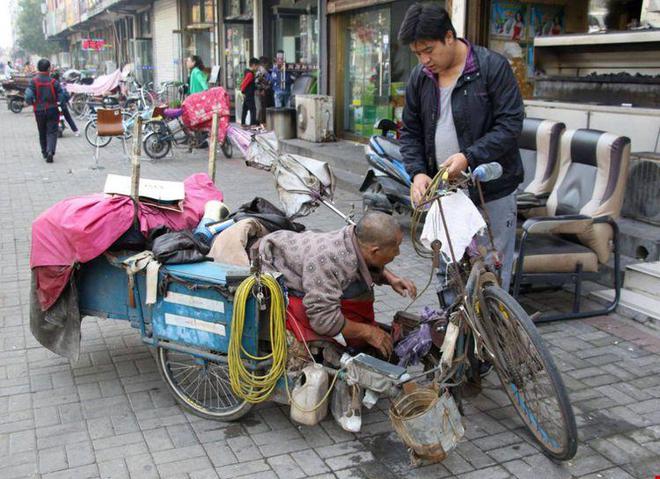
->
xmin=355 ymin=212 xmax=403 ymax=268
xmin=356 ymin=211 xmax=401 ymax=247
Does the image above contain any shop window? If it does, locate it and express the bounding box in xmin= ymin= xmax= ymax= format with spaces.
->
xmin=344 ymin=7 xmax=391 ymax=138
xmin=226 ymin=0 xmax=252 ymax=20
xmin=138 ymin=11 xmax=151 ymax=37
xmin=188 ymin=0 xmax=214 ymax=24
xmin=225 ymin=23 xmax=253 ymax=90
xmin=273 ymin=1 xmax=319 ymax=68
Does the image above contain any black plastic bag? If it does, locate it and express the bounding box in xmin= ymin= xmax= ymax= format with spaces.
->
xmin=230 ymin=197 xmax=305 ymax=233
xmin=149 ymin=227 xmax=210 ymax=264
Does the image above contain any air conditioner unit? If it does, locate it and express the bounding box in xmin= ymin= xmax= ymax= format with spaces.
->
xmin=295 ymin=94 xmax=335 ymax=143
xmin=622 ymin=153 xmax=660 ymax=226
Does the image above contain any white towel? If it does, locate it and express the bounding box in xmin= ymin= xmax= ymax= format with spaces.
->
xmin=420 ymin=190 xmax=485 ymax=263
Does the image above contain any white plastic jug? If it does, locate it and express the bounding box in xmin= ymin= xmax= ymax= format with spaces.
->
xmin=290 ymin=364 xmax=329 ymax=426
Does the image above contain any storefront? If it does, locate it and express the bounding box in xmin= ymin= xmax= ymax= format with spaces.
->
xmin=328 ymin=0 xmax=444 ymax=140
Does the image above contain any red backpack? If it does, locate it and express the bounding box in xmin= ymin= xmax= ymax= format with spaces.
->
xmin=33 ymin=77 xmax=58 ymax=111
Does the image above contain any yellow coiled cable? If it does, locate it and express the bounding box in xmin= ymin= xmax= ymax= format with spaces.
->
xmin=229 ymin=273 xmax=288 ymax=403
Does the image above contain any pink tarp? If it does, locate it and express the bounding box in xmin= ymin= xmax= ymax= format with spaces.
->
xmin=181 ymin=87 xmax=231 ymax=143
xmin=30 ymin=173 xmax=223 ymax=310
xmin=64 ymin=69 xmax=124 ymax=95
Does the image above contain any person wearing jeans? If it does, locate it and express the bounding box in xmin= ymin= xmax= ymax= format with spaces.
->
xmin=25 ymin=59 xmax=64 ymax=163
xmin=397 ymin=4 xmax=524 ymax=303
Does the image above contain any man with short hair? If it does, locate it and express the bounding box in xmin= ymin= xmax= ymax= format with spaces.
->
xmin=269 ymin=50 xmax=294 ymax=108
xmin=25 ymin=58 xmax=64 ymax=163
xmin=240 ymin=57 xmax=259 ymax=126
xmin=398 ymin=3 xmax=524 ymax=301
xmin=258 ymin=211 xmax=417 ymax=357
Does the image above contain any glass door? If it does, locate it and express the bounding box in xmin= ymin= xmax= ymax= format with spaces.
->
xmin=132 ymin=39 xmax=154 ymax=86
xmin=344 ymin=7 xmax=391 ymax=138
xmin=224 ymin=22 xmax=253 ymax=90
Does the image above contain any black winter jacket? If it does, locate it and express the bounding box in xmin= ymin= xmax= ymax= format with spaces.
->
xmin=400 ymin=42 xmax=524 ymax=202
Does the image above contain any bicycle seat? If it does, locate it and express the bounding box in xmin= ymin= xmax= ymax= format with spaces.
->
xmin=163 ymin=108 xmax=183 ymax=119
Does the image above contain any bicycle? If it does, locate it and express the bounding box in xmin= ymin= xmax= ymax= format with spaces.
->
xmin=408 ymin=164 xmax=578 ymax=461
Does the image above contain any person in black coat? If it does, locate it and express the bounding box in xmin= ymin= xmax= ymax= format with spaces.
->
xmin=398 ymin=3 xmax=524 ymax=298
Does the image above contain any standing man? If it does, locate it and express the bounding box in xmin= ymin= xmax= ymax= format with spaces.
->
xmin=270 ymin=50 xmax=294 ymax=108
xmin=397 ymin=3 xmax=524 ymax=302
xmin=25 ymin=59 xmax=64 ymax=163
xmin=240 ymin=58 xmax=259 ymax=126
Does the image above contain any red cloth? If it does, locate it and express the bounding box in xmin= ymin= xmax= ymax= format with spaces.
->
xmin=181 ymin=87 xmax=231 ymax=143
xmin=240 ymin=71 xmax=254 ymax=93
xmin=286 ymin=296 xmax=375 ymax=349
xmin=30 ymin=173 xmax=223 ymax=310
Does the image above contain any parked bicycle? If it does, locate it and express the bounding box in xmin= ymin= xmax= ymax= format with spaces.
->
xmin=406 ymin=164 xmax=578 ymax=460
xmin=142 ymin=108 xmax=233 ymax=160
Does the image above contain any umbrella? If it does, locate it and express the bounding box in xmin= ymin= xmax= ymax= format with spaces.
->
xmin=244 ymin=132 xmax=352 ymax=223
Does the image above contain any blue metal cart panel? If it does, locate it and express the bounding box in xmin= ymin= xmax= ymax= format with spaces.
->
xmin=152 ymin=262 xmax=258 ymax=355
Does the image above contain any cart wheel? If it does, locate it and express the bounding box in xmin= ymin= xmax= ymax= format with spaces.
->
xmin=156 ymin=346 xmax=252 ymax=421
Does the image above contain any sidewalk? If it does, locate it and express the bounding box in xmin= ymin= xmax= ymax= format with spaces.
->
xmin=1 ymin=108 xmax=659 ymax=479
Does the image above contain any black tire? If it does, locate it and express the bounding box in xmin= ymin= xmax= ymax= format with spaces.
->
xmin=221 ymin=137 xmax=233 ymax=158
xmin=156 ymin=346 xmax=251 ymax=421
xmin=84 ymin=119 xmax=112 ymax=148
xmin=143 ymin=131 xmax=172 ymax=159
xmin=58 ymin=126 xmax=64 ymax=138
xmin=362 ymin=182 xmax=393 ymax=214
xmin=9 ymin=98 xmax=23 ymax=113
xmin=479 ymin=285 xmax=578 ymax=461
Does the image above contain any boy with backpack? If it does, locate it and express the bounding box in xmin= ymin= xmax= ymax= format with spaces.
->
xmin=25 ymin=59 xmax=64 ymax=163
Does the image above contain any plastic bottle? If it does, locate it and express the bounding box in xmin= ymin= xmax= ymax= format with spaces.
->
xmin=290 ymin=364 xmax=329 ymax=426
xmin=473 ymin=162 xmax=503 ymax=182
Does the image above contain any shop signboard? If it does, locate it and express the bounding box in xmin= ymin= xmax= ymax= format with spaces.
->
xmin=82 ymin=39 xmax=107 ymax=51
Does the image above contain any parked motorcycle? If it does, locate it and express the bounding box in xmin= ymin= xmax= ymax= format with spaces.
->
xmin=360 ymin=119 xmax=412 ymax=214
xmin=7 ymin=91 xmax=25 ymax=113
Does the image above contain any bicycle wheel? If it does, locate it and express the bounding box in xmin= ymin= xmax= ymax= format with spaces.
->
xmin=478 ymin=285 xmax=577 ymax=461
xmin=84 ymin=120 xmax=112 ymax=148
xmin=156 ymin=346 xmax=251 ymax=421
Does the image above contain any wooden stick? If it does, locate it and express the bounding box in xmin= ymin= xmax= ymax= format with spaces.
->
xmin=131 ymin=116 xmax=143 ymax=203
xmin=208 ymin=111 xmax=219 ymax=182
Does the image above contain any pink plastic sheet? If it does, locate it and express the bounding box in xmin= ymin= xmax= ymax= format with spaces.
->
xmin=64 ymin=70 xmax=124 ymax=95
xmin=31 ymin=173 xmax=223 ymax=310
xmin=181 ymin=87 xmax=231 ymax=143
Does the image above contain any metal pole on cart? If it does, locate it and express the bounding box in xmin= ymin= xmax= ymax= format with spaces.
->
xmin=131 ymin=117 xmax=143 ymax=203
xmin=208 ymin=111 xmax=219 ymax=183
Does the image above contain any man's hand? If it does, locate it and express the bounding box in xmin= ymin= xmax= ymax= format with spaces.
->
xmin=411 ymin=173 xmax=432 ymax=206
xmin=390 ymin=276 xmax=417 ymax=299
xmin=441 ymin=153 xmax=469 ymax=180
xmin=365 ymin=325 xmax=393 ymax=358
xmin=342 ymin=321 xmax=393 ymax=358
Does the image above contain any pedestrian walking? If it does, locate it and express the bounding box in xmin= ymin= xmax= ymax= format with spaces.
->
xmin=186 ymin=55 xmax=209 ymax=95
xmin=25 ymin=59 xmax=64 ymax=163
xmin=240 ymin=58 xmax=259 ymax=126
xmin=51 ymin=71 xmax=79 ymax=136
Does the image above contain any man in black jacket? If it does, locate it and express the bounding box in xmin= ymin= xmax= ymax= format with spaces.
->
xmin=25 ymin=58 xmax=64 ymax=163
xmin=398 ymin=3 xmax=524 ymax=300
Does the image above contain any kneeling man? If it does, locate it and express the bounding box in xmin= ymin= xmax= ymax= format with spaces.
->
xmin=258 ymin=212 xmax=416 ymax=358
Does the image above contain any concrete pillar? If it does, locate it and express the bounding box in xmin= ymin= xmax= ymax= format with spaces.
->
xmin=449 ymin=0 xmax=467 ymax=38
xmin=253 ymin=0 xmax=263 ymax=57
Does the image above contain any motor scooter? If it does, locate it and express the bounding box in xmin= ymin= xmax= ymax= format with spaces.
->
xmin=359 ymin=119 xmax=412 ymax=214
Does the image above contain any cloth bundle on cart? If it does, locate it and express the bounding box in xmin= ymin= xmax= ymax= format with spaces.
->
xmin=30 ymin=173 xmax=223 ymax=311
xmin=181 ymin=87 xmax=231 ymax=143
